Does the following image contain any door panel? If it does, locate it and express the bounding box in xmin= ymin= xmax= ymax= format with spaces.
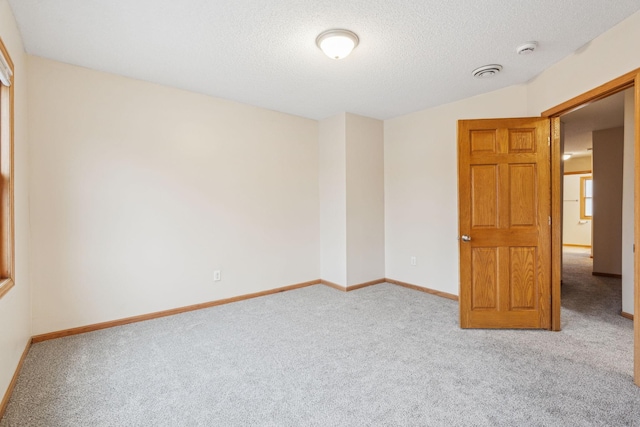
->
xmin=471 ymin=166 xmax=498 ymax=227
xmin=509 ymin=165 xmax=537 ymax=227
xmin=509 ymin=246 xmax=537 ymax=310
xmin=509 ymin=129 xmax=536 ymax=153
xmin=471 ymin=247 xmax=498 ymax=309
xmin=470 ymin=130 xmax=498 ymax=154
xmin=459 ymin=118 xmax=551 ymax=329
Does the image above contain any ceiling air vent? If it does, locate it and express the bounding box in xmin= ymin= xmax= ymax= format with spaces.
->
xmin=472 ymin=64 xmax=503 ymax=78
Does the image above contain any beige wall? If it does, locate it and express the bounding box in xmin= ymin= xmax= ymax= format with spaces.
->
xmin=562 ymin=173 xmax=592 ymax=247
xmin=28 ymin=56 xmax=319 ymax=334
xmin=384 ymin=85 xmax=528 ymax=295
xmin=562 ymin=156 xmax=593 ymax=248
xmin=564 ymin=155 xmax=592 ymax=174
xmin=0 ymin=0 xmax=31 ymax=407
xmin=622 ymin=90 xmax=635 ymax=314
xmin=319 ymin=113 xmax=384 ymax=286
xmin=592 ymin=127 xmax=624 ymax=276
xmin=319 ymin=114 xmax=347 ymax=285
xmin=345 ymin=114 xmax=384 ymax=286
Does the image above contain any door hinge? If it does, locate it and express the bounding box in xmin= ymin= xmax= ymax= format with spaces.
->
xmin=548 ymin=216 xmax=551 ymax=225
xmin=548 ymin=136 xmax=551 ymax=146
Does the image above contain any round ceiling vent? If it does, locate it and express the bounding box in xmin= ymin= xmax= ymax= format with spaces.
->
xmin=472 ymin=64 xmax=503 ymax=78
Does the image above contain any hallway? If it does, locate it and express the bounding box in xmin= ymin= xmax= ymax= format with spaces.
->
xmin=562 ymin=247 xmax=627 ymax=319
xmin=561 ymin=246 xmax=632 ymax=370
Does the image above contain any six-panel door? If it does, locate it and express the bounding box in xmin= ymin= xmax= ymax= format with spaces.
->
xmin=458 ymin=118 xmax=551 ymax=329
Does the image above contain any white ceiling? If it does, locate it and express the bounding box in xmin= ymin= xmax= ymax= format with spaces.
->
xmin=562 ymin=90 xmax=628 ymax=157
xmin=8 ymin=1 xmax=640 ymax=120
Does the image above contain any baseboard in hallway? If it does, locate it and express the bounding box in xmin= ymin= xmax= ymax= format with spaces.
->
xmin=592 ymin=272 xmax=622 ymax=279
xmin=621 ymin=311 xmax=634 ymax=321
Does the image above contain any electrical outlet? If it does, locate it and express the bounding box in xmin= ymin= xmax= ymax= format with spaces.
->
xmin=410 ymin=256 xmax=417 ymax=266
xmin=213 ymin=270 xmax=221 ymax=281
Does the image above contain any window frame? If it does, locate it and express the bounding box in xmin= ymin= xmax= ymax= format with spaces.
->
xmin=0 ymin=37 xmax=15 ymax=300
xmin=580 ymin=175 xmax=593 ymax=220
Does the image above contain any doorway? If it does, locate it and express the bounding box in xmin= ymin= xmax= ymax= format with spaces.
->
xmin=560 ymin=90 xmax=631 ymax=317
xmin=543 ymin=69 xmax=639 ymax=386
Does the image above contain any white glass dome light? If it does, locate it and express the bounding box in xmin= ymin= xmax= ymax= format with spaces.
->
xmin=316 ymin=29 xmax=359 ymax=60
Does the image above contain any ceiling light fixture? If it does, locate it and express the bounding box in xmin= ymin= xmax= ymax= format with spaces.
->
xmin=516 ymin=42 xmax=538 ymax=55
xmin=472 ymin=64 xmax=503 ymax=78
xmin=562 ymin=153 xmax=572 ymax=161
xmin=316 ymin=29 xmax=359 ymax=60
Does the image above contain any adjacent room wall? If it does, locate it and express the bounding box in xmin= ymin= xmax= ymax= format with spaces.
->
xmin=622 ymin=90 xmax=635 ymax=315
xmin=563 ymin=155 xmax=592 ymax=174
xmin=592 ymin=127 xmax=624 ymax=276
xmin=562 ymin=172 xmax=592 ymax=247
xmin=384 ymin=85 xmax=528 ymax=295
xmin=28 ymin=56 xmax=319 ymax=335
xmin=563 ymin=155 xmax=592 ymax=248
xmin=0 ymin=0 xmax=31 ymax=407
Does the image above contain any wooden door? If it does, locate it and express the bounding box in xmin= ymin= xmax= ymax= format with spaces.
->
xmin=458 ymin=118 xmax=551 ymax=329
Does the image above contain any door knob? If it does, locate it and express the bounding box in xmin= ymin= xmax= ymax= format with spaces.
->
xmin=461 ymin=235 xmax=472 ymax=242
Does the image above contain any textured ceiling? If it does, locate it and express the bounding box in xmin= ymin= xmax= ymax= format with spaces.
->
xmin=8 ymin=1 xmax=640 ymax=120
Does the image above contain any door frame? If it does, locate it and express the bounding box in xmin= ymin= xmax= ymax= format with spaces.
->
xmin=541 ymin=68 xmax=640 ymax=386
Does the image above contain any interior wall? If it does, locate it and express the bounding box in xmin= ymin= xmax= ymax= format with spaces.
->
xmin=562 ymin=173 xmax=592 ymax=247
xmin=319 ymin=113 xmax=347 ymax=286
xmin=592 ymin=127 xmax=624 ymax=276
xmin=28 ymin=56 xmax=319 ymax=335
xmin=319 ymin=113 xmax=384 ymax=287
xmin=622 ymin=89 xmax=635 ymax=315
xmin=527 ymin=11 xmax=640 ymax=115
xmin=383 ymin=85 xmax=528 ymax=295
xmin=0 ymin=0 xmax=31 ymax=405
xmin=345 ymin=113 xmax=384 ymax=286
xmin=564 ymin=155 xmax=592 ymax=173
xmin=562 ymin=155 xmax=592 ymax=248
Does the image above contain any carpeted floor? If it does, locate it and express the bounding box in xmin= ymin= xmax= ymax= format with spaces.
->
xmin=2 ymin=251 xmax=639 ymax=426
